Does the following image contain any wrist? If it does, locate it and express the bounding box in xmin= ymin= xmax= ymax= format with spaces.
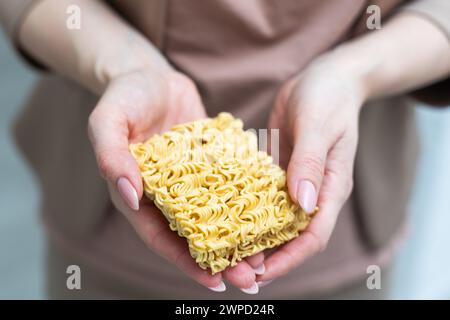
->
xmin=93 ymin=32 xmax=173 ymax=93
xmin=320 ymin=43 xmax=380 ymax=104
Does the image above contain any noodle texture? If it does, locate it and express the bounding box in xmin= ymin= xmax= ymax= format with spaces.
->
xmin=130 ymin=113 xmax=315 ymax=274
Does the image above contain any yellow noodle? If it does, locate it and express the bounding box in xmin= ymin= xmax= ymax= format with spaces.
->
xmin=130 ymin=112 xmax=317 ymax=274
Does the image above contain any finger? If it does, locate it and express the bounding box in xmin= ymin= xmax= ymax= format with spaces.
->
xmin=245 ymin=252 xmax=265 ymax=275
xmin=256 ymin=199 xmax=341 ymax=282
xmin=88 ymin=101 xmax=142 ymax=211
xmin=124 ymin=202 xmax=226 ymax=291
xmin=223 ymin=261 xmax=259 ymax=295
xmin=258 ymin=132 xmax=357 ymax=282
xmin=287 ymin=128 xmax=329 ymax=213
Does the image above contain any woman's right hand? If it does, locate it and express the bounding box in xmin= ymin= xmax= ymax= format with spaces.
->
xmin=87 ymin=67 xmax=264 ymax=294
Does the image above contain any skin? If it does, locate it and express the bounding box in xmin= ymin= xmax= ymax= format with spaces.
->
xmin=17 ymin=0 xmax=450 ymax=293
xmin=88 ymin=67 xmax=264 ymax=290
xmin=258 ymin=14 xmax=450 ymax=284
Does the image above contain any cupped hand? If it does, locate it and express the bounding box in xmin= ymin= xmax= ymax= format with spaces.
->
xmin=258 ymin=54 xmax=367 ymax=285
xmin=88 ymin=67 xmax=263 ymax=293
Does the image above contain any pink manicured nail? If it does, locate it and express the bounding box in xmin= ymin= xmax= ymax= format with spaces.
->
xmin=240 ymin=282 xmax=259 ymax=295
xmin=117 ymin=177 xmax=139 ymax=211
xmin=208 ymin=281 xmax=226 ymax=292
xmin=297 ymin=180 xmax=317 ymax=214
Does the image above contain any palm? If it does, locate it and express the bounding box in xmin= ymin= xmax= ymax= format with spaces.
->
xmin=102 ymin=70 xmax=207 ymax=145
xmin=94 ymin=68 xmax=263 ymax=292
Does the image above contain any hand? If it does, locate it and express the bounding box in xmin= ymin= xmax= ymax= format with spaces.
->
xmin=258 ymin=54 xmax=367 ymax=285
xmin=87 ymin=66 xmax=264 ymax=293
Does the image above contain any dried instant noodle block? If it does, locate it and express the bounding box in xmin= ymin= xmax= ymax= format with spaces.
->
xmin=130 ymin=113 xmax=315 ymax=274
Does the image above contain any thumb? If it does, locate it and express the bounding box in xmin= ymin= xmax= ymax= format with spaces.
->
xmin=287 ymin=132 xmax=328 ymax=213
xmin=88 ymin=108 xmax=143 ymax=211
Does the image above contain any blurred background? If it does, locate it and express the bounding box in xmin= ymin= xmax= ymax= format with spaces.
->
xmin=1 ymin=29 xmax=450 ymax=299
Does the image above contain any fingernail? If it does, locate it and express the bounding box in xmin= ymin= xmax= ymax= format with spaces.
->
xmin=208 ymin=281 xmax=226 ymax=292
xmin=253 ymin=263 xmax=265 ymax=275
xmin=257 ymin=280 xmax=273 ymax=288
xmin=117 ymin=177 xmax=139 ymax=211
xmin=297 ymin=180 xmax=317 ymax=214
xmin=240 ymin=282 xmax=259 ymax=295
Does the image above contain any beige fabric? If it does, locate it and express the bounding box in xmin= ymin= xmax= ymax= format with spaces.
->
xmin=403 ymin=0 xmax=450 ymax=40
xmin=1 ymin=0 xmax=449 ymax=298
xmin=46 ymin=239 xmax=393 ymax=299
xmin=109 ymin=0 xmax=167 ymax=48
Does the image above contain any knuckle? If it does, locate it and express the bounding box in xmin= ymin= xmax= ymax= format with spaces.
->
xmin=291 ymin=154 xmax=325 ymax=182
xmin=318 ymin=239 xmax=328 ymax=253
xmin=170 ymin=72 xmax=197 ymax=91
xmin=87 ymin=109 xmax=101 ymax=128
xmin=294 ymin=106 xmax=325 ymax=129
xmin=326 ymin=168 xmax=354 ymax=204
xmin=339 ymin=175 xmax=354 ymax=203
xmin=346 ymin=177 xmax=354 ymax=197
xmin=243 ymin=273 xmax=257 ymax=289
xmin=225 ymin=264 xmax=255 ymax=288
xmin=173 ymin=248 xmax=187 ymax=266
xmin=279 ymin=250 xmax=296 ymax=276
xmin=96 ymin=150 xmax=112 ymax=179
xmin=87 ymin=109 xmax=103 ymax=141
xmin=239 ymin=274 xmax=255 ymax=289
xmin=87 ymin=115 xmax=95 ymax=135
xmin=180 ymin=75 xmax=196 ymax=90
xmin=276 ymin=79 xmax=296 ymax=107
xmin=316 ymin=237 xmax=328 ymax=253
xmin=306 ymin=230 xmax=328 ymax=253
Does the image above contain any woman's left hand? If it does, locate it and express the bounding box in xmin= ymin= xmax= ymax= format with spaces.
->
xmin=257 ymin=53 xmax=367 ymax=285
